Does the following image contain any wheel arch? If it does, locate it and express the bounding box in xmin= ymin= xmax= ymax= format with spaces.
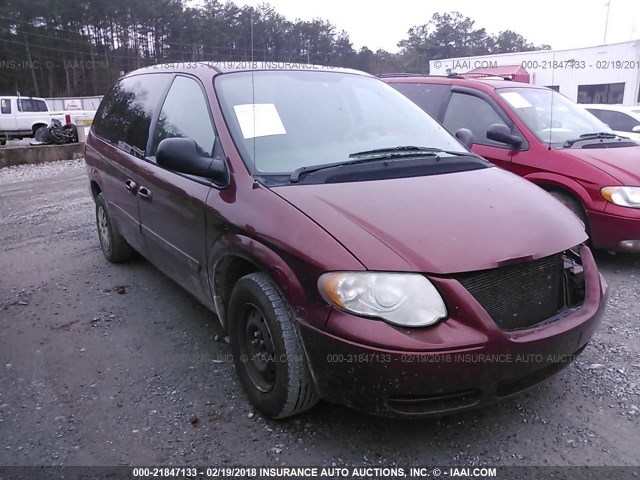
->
xmin=31 ymin=122 xmax=47 ymax=135
xmin=523 ymin=172 xmax=593 ymax=209
xmin=90 ymin=179 xmax=102 ymax=201
xmin=208 ymin=235 xmax=317 ymax=330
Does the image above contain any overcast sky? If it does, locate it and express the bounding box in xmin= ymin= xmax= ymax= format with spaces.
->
xmin=234 ymin=0 xmax=640 ymax=53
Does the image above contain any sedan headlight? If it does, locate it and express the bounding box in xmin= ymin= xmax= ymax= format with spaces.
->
xmin=601 ymin=186 xmax=640 ymax=208
xmin=317 ymin=272 xmax=447 ymax=327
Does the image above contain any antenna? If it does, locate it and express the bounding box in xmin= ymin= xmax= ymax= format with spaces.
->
xmin=250 ymin=7 xmax=256 ymax=178
xmin=604 ymin=1 xmax=611 ymax=43
xmin=548 ymin=52 xmax=555 ymax=150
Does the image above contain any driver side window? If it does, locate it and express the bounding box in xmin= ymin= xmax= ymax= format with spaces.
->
xmin=152 ymin=76 xmax=216 ymax=157
xmin=443 ymin=93 xmax=509 ymax=147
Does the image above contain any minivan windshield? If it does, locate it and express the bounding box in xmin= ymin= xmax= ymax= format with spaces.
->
xmin=215 ymin=71 xmax=468 ymax=175
xmin=497 ymin=88 xmax=613 ymax=145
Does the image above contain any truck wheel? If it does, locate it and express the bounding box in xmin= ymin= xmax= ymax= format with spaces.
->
xmin=32 ymin=124 xmax=46 ymax=137
xmin=0 ymin=139 xmax=5 ymax=146
xmin=228 ymin=273 xmax=319 ymax=419
xmin=34 ymin=126 xmax=48 ymax=143
xmin=95 ymin=193 xmax=135 ymax=263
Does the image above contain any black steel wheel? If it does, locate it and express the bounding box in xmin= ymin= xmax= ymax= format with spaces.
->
xmin=228 ymin=273 xmax=319 ymax=418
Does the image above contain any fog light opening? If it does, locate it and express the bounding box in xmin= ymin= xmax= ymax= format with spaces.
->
xmin=619 ymin=240 xmax=640 ymax=252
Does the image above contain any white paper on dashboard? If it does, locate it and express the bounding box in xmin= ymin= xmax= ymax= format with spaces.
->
xmin=233 ymin=103 xmax=287 ymax=139
xmin=500 ymin=91 xmax=533 ymax=109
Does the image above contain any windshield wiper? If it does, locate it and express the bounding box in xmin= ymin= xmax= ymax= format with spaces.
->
xmin=289 ymin=146 xmax=477 ymax=183
xmin=348 ymin=145 xmax=472 ymax=159
xmin=563 ymin=132 xmax=619 ymax=147
xmin=290 ymin=157 xmax=395 ymax=183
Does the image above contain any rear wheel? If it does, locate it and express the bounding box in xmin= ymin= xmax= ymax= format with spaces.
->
xmin=228 ymin=273 xmax=319 ymax=419
xmin=95 ymin=193 xmax=135 ymax=263
xmin=32 ymin=124 xmax=46 ymax=137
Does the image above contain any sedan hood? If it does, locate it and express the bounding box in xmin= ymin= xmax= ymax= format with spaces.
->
xmin=273 ymin=168 xmax=587 ymax=274
xmin=562 ymin=145 xmax=640 ymax=184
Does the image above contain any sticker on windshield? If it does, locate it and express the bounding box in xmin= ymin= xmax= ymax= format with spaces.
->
xmin=500 ymin=91 xmax=533 ymax=109
xmin=233 ymin=103 xmax=286 ymax=139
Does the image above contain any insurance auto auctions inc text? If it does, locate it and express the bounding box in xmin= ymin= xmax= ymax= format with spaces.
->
xmin=254 ymin=466 xmax=497 ymax=478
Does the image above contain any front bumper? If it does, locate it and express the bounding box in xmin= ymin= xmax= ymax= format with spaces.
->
xmin=588 ymin=205 xmax=640 ymax=251
xmin=300 ymin=247 xmax=608 ymax=417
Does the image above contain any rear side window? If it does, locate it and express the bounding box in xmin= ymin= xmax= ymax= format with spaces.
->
xmin=443 ymin=92 xmax=508 ymax=147
xmin=587 ymin=109 xmax=640 ymax=133
xmin=1 ymin=99 xmax=10 ymax=114
xmin=390 ymin=83 xmax=449 ymax=118
xmin=17 ymin=99 xmax=47 ymax=112
xmin=151 ymin=76 xmax=215 ymax=156
xmin=93 ymin=73 xmax=172 ymax=158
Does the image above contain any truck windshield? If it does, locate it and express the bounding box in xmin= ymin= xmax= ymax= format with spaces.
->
xmin=215 ymin=70 xmax=467 ymax=175
xmin=498 ymin=88 xmax=612 ymax=145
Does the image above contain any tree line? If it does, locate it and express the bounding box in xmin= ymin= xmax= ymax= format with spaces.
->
xmin=0 ymin=0 xmax=550 ymax=97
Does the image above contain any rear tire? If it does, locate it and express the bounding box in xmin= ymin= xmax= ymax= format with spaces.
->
xmin=95 ymin=193 xmax=135 ymax=263
xmin=228 ymin=273 xmax=319 ymax=419
xmin=32 ymin=124 xmax=46 ymax=137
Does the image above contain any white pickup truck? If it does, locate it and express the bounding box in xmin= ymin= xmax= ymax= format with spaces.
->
xmin=0 ymin=96 xmax=95 ymax=145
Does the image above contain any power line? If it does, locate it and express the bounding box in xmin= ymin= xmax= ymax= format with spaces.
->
xmin=0 ymin=14 xmax=339 ymax=55
xmin=0 ymin=37 xmax=304 ymax=64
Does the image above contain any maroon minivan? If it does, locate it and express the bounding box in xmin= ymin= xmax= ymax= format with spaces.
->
xmin=85 ymin=63 xmax=607 ymax=418
xmin=384 ymin=74 xmax=640 ymax=253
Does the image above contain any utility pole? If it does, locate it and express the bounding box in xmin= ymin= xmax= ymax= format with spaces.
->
xmin=24 ymin=32 xmax=40 ymax=97
xmin=604 ymin=1 xmax=611 ymax=43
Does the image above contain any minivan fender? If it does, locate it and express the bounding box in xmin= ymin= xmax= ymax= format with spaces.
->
xmin=207 ymin=234 xmax=330 ymax=330
xmin=523 ymin=172 xmax=593 ymax=210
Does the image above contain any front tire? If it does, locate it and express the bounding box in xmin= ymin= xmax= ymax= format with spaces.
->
xmin=550 ymin=190 xmax=589 ymax=229
xmin=95 ymin=193 xmax=135 ymax=263
xmin=228 ymin=273 xmax=319 ymax=419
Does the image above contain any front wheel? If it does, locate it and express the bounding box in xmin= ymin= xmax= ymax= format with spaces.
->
xmin=549 ymin=190 xmax=588 ymax=229
xmin=228 ymin=273 xmax=319 ymax=418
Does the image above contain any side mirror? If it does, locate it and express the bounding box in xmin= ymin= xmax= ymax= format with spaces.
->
xmin=454 ymin=128 xmax=474 ymax=149
xmin=632 ymin=125 xmax=640 ymax=133
xmin=486 ymin=123 xmax=523 ymax=147
xmin=156 ymin=137 xmax=227 ymax=182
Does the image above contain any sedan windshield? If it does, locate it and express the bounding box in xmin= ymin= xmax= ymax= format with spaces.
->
xmin=215 ymin=70 xmax=467 ymax=174
xmin=498 ymin=88 xmax=613 ymax=145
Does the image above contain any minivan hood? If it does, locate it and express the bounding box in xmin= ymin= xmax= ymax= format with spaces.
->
xmin=273 ymin=168 xmax=586 ymax=274
xmin=561 ymin=145 xmax=640 ymax=184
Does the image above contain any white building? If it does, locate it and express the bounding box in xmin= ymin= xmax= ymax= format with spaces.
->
xmin=429 ymin=40 xmax=640 ymax=105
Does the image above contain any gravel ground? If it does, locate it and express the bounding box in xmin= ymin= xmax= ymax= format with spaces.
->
xmin=0 ymin=160 xmax=638 ymax=467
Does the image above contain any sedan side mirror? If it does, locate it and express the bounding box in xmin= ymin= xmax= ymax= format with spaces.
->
xmin=486 ymin=123 xmax=523 ymax=147
xmin=632 ymin=125 xmax=640 ymax=133
xmin=454 ymin=128 xmax=474 ymax=149
xmin=156 ymin=137 xmax=227 ymax=183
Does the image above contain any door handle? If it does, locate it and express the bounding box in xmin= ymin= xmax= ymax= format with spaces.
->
xmin=125 ymin=179 xmax=137 ymax=193
xmin=138 ymin=186 xmax=152 ymax=200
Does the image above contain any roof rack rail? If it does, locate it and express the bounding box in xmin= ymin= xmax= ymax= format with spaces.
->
xmin=376 ymin=73 xmax=426 ymax=78
xmin=459 ymin=72 xmax=513 ymax=81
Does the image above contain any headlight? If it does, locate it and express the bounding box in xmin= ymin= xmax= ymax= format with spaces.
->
xmin=601 ymin=186 xmax=640 ymax=208
xmin=317 ymin=272 xmax=447 ymax=327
